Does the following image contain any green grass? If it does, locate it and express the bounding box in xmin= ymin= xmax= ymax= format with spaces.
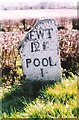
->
xmin=0 ymin=72 xmax=78 ymax=118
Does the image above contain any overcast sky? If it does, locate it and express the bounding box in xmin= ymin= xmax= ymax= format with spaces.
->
xmin=0 ymin=0 xmax=78 ymax=6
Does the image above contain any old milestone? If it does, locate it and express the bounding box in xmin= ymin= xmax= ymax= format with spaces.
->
xmin=19 ymin=18 xmax=61 ymax=82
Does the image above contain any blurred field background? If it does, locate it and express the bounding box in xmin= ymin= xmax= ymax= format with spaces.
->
xmin=1 ymin=9 xmax=78 ymax=85
xmin=0 ymin=7 xmax=79 ymax=118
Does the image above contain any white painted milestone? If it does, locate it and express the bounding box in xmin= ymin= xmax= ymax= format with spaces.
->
xmin=19 ymin=18 xmax=61 ymax=81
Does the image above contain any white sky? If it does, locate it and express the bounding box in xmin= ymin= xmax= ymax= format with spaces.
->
xmin=0 ymin=0 xmax=78 ymax=5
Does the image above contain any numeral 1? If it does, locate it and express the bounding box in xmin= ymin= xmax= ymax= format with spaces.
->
xmin=40 ymin=68 xmax=44 ymax=77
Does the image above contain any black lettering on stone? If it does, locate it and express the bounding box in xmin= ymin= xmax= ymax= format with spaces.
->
xmin=36 ymin=28 xmax=44 ymax=39
xmin=42 ymin=58 xmax=48 ymax=66
xmin=34 ymin=58 xmax=40 ymax=67
xmin=49 ymin=57 xmax=56 ymax=66
xmin=21 ymin=50 xmax=23 ymax=53
xmin=26 ymin=59 xmax=31 ymax=68
xmin=34 ymin=42 xmax=40 ymax=52
xmin=31 ymin=42 xmax=34 ymax=52
xmin=42 ymin=42 xmax=46 ymax=51
xmin=45 ymin=28 xmax=53 ymax=39
xmin=40 ymin=68 xmax=44 ymax=77
xmin=31 ymin=42 xmax=40 ymax=52
xmin=30 ymin=30 xmax=35 ymax=40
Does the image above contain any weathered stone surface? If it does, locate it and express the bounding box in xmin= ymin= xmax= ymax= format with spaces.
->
xmin=19 ymin=18 xmax=61 ymax=82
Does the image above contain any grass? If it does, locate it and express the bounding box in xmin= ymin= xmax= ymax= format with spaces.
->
xmin=0 ymin=72 xmax=78 ymax=118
